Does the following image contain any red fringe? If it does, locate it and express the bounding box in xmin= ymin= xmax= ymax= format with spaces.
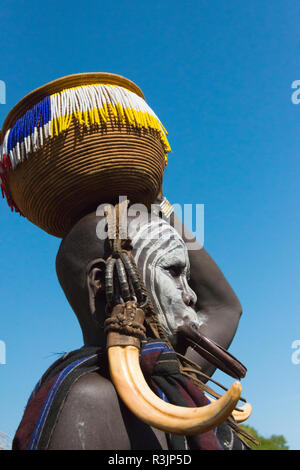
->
xmin=0 ymin=157 xmax=23 ymax=215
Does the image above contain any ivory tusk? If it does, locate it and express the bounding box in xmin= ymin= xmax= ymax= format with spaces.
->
xmin=108 ymin=344 xmax=242 ymax=435
xmin=232 ymin=403 xmax=252 ymax=423
xmin=205 ymin=394 xmax=252 ymax=423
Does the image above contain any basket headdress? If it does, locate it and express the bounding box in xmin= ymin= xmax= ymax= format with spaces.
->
xmin=0 ymin=73 xmax=171 ymax=237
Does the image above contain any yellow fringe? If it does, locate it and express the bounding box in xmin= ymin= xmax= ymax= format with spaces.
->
xmin=49 ymin=104 xmax=171 ymax=162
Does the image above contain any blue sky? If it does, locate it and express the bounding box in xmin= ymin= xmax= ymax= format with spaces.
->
xmin=0 ymin=0 xmax=299 ymax=449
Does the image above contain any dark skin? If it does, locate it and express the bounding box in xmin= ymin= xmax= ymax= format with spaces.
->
xmin=48 ymin=373 xmax=169 ymax=450
xmin=170 ymin=212 xmax=242 ymax=378
xmin=49 ymin=208 xmax=242 ymax=450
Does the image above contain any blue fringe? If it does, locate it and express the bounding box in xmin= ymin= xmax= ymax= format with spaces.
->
xmin=7 ymin=96 xmax=51 ymax=153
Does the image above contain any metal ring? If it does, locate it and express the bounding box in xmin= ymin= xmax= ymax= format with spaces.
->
xmin=138 ymin=295 xmax=148 ymax=309
xmin=120 ymin=252 xmax=144 ymax=303
xmin=105 ymin=257 xmax=116 ymax=306
xmin=116 ymin=258 xmax=131 ymax=302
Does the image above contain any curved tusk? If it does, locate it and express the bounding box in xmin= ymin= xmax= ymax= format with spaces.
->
xmin=232 ymin=403 xmax=252 ymax=423
xmin=205 ymin=394 xmax=252 ymax=423
xmin=108 ymin=344 xmax=242 ymax=435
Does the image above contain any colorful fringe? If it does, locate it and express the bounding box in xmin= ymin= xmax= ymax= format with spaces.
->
xmin=0 ymin=84 xmax=171 ymax=214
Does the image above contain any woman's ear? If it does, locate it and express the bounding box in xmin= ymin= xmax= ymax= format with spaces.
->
xmin=86 ymin=258 xmax=106 ymax=315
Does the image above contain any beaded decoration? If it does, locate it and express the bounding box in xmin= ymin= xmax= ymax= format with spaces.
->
xmin=0 ymin=84 xmax=171 ymax=214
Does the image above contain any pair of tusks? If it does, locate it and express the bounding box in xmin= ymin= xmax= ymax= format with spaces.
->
xmin=108 ymin=341 xmax=243 ymax=435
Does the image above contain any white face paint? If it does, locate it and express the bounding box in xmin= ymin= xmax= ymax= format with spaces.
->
xmin=129 ymin=218 xmax=203 ymax=336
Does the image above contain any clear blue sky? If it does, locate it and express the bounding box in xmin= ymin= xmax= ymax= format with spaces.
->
xmin=0 ymin=0 xmax=299 ymax=450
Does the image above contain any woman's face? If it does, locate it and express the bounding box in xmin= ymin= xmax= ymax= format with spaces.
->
xmin=129 ymin=217 xmax=201 ymax=336
xmin=151 ymin=241 xmax=199 ymax=335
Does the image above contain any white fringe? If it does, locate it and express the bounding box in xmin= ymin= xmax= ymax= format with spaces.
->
xmin=1 ymin=84 xmax=167 ymax=170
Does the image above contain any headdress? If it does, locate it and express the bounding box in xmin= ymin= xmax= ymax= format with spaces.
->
xmin=0 ymin=73 xmax=170 ymax=237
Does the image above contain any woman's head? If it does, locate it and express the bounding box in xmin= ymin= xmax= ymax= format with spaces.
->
xmin=56 ymin=208 xmax=201 ymax=344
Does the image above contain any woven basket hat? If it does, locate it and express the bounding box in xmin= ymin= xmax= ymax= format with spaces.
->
xmin=0 ymin=73 xmax=171 ymax=238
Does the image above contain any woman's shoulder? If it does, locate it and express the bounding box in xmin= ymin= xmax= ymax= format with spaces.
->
xmin=48 ymin=372 xmax=132 ymax=450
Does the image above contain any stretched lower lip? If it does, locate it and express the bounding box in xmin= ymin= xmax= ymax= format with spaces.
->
xmin=176 ymin=324 xmax=247 ymax=380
